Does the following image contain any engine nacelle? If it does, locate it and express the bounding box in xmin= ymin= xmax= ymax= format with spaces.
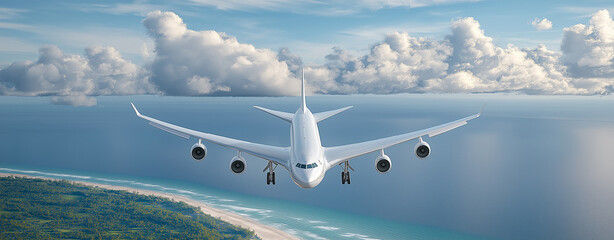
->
xmin=230 ymin=155 xmax=246 ymax=174
xmin=414 ymin=140 xmax=431 ymax=159
xmin=191 ymin=142 xmax=207 ymax=161
xmin=375 ymin=154 xmax=392 ymax=173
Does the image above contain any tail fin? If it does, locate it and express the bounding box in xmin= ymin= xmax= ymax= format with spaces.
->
xmin=301 ymin=68 xmax=306 ymax=113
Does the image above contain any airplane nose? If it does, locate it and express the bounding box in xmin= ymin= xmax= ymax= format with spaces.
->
xmin=293 ymin=168 xmax=323 ymax=188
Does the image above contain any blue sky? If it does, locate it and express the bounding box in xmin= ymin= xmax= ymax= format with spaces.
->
xmin=1 ymin=0 xmax=610 ymax=64
xmin=1 ymin=0 xmax=614 ymax=105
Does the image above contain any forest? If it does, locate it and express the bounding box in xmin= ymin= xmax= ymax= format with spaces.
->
xmin=0 ymin=176 xmax=257 ymax=239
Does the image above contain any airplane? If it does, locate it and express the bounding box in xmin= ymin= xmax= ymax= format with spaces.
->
xmin=131 ymin=72 xmax=482 ymax=189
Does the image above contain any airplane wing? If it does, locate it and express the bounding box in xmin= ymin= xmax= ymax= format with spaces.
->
xmin=324 ymin=110 xmax=482 ymax=168
xmin=131 ymin=103 xmax=289 ymax=166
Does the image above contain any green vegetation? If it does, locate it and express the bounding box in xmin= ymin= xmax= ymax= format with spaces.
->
xmin=0 ymin=177 xmax=257 ymax=240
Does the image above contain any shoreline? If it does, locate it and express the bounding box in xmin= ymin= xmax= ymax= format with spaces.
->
xmin=0 ymin=173 xmax=299 ymax=240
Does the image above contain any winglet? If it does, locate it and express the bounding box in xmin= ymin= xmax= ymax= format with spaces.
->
xmin=131 ymin=102 xmax=141 ymax=117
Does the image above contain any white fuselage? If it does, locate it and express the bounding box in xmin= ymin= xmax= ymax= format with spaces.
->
xmin=289 ymin=107 xmax=326 ymax=188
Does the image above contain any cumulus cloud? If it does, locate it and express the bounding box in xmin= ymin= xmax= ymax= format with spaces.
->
xmin=0 ymin=11 xmax=299 ymax=105
xmin=303 ymin=11 xmax=614 ymax=95
xmin=532 ymin=18 xmax=553 ymax=31
xmin=0 ymin=45 xmax=155 ymax=105
xmin=144 ymin=11 xmax=299 ymax=96
xmin=2 ymin=9 xmax=614 ymax=105
xmin=304 ymin=18 xmax=579 ymax=95
xmin=561 ymin=9 xmax=614 ymax=78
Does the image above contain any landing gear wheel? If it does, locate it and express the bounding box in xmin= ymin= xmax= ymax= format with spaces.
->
xmin=346 ymin=172 xmax=351 ymax=184
xmin=341 ymin=172 xmax=351 ymax=184
xmin=272 ymin=172 xmax=276 ymax=185
xmin=266 ymin=172 xmax=271 ymax=185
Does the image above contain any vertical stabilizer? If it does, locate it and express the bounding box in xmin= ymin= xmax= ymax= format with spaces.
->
xmin=301 ymin=67 xmax=306 ymax=112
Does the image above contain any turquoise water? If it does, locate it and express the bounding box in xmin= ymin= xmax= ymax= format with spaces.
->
xmin=0 ymin=166 xmax=482 ymax=240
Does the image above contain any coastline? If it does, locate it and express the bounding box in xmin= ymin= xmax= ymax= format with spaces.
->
xmin=0 ymin=173 xmax=299 ymax=240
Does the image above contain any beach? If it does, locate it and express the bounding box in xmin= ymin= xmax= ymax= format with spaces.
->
xmin=0 ymin=173 xmax=299 ymax=240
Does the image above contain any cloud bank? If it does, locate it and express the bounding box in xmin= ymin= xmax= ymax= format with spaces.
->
xmin=0 ymin=45 xmax=155 ymax=106
xmin=303 ymin=12 xmax=612 ymax=95
xmin=1 ymin=10 xmax=614 ymax=105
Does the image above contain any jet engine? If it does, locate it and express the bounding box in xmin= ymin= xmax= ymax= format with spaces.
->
xmin=414 ymin=139 xmax=431 ymax=159
xmin=375 ymin=154 xmax=392 ymax=173
xmin=230 ymin=155 xmax=246 ymax=174
xmin=191 ymin=141 xmax=207 ymax=161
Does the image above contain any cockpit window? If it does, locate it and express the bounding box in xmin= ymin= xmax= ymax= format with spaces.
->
xmin=295 ymin=163 xmax=318 ymax=169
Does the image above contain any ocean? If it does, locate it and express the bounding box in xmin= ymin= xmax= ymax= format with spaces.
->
xmin=1 ymin=94 xmax=614 ymax=239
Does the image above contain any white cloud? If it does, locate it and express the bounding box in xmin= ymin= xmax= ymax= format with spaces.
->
xmin=143 ymin=10 xmax=300 ymax=96
xmin=3 ymin=9 xmax=614 ymax=106
xmin=338 ymin=21 xmax=450 ymax=52
xmin=561 ymin=9 xmax=614 ymax=78
xmin=532 ymin=18 xmax=553 ymax=31
xmin=306 ymin=11 xmax=614 ymax=95
xmin=0 ymin=45 xmax=156 ymax=106
xmin=448 ymin=17 xmax=496 ymax=65
xmin=38 ymin=26 xmax=153 ymax=63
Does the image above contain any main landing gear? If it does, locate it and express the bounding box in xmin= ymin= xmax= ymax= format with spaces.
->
xmin=263 ymin=161 xmax=277 ymax=185
xmin=340 ymin=161 xmax=354 ymax=184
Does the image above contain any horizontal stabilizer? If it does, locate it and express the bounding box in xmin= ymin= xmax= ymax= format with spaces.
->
xmin=314 ymin=106 xmax=353 ymax=123
xmin=253 ymin=106 xmax=294 ymax=122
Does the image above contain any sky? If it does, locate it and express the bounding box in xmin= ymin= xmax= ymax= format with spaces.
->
xmin=1 ymin=0 xmax=614 ymax=106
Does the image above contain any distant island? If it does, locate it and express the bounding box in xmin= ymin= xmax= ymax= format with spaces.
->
xmin=0 ymin=177 xmax=257 ymax=239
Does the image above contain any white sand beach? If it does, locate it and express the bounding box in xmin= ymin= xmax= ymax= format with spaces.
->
xmin=0 ymin=173 xmax=299 ymax=240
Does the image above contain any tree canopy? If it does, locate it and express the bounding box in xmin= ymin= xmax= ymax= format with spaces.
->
xmin=0 ymin=177 xmax=257 ymax=240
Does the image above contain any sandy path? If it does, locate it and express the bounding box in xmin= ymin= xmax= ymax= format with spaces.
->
xmin=0 ymin=173 xmax=299 ymax=240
